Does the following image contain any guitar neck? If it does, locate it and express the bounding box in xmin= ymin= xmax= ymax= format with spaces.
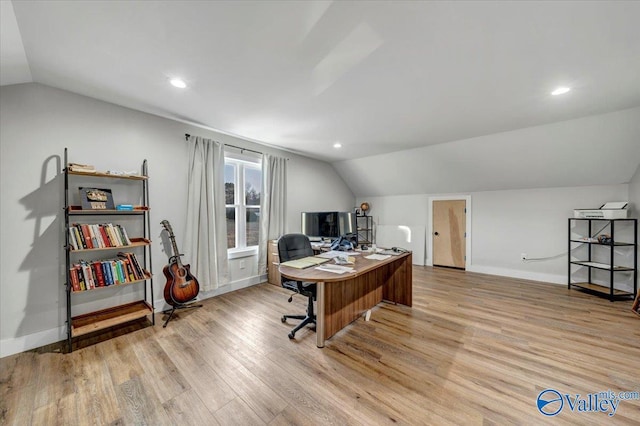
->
xmin=169 ymin=235 xmax=183 ymax=267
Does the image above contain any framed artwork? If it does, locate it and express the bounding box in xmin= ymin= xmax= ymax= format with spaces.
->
xmin=80 ymin=187 xmax=115 ymax=210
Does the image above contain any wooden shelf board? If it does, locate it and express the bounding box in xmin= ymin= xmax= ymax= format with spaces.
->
xmin=570 ymin=261 xmax=634 ymax=271
xmin=570 ymin=240 xmax=634 ymax=246
xmin=68 ymin=206 xmax=148 ymax=215
xmin=71 ymin=300 xmax=152 ymax=337
xmin=69 ymin=237 xmax=150 ymax=252
xmin=570 ymin=282 xmax=633 ymax=296
xmin=68 ymin=170 xmax=148 ymax=180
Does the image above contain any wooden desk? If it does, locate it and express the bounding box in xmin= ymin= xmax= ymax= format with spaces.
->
xmin=280 ymin=252 xmax=412 ymax=347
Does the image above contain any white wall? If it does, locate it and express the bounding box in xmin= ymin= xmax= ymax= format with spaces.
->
xmin=629 ymin=164 xmax=640 ymax=217
xmin=629 ymin=164 xmax=640 ymax=273
xmin=335 ymin=107 xmax=640 ymax=197
xmin=358 ymin=183 xmax=630 ymax=285
xmin=470 ymin=185 xmax=633 ymax=285
xmin=0 ymin=83 xmax=354 ymax=356
xmin=347 ymin=107 xmax=639 ymax=294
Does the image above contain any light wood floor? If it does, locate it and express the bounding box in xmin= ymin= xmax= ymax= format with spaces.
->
xmin=2 ymin=267 xmax=639 ymax=425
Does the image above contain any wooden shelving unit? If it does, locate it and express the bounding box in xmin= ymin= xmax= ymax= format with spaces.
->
xmin=64 ymin=148 xmax=154 ymax=351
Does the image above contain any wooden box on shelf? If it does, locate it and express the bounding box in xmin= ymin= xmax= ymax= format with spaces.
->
xmin=71 ymin=301 xmax=153 ymax=337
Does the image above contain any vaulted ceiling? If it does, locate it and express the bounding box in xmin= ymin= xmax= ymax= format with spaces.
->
xmin=3 ymin=0 xmax=640 ymax=168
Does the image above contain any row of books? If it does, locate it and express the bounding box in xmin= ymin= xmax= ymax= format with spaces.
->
xmin=69 ymin=223 xmax=132 ymax=250
xmin=69 ymin=252 xmax=147 ymax=292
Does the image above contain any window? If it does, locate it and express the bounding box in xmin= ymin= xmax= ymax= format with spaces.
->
xmin=224 ymin=153 xmax=262 ymax=257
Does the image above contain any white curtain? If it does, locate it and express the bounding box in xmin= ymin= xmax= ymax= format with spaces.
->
xmin=258 ymin=154 xmax=287 ymax=275
xmin=184 ymin=136 xmax=229 ymax=291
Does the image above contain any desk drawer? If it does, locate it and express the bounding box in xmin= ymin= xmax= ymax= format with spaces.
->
xmin=267 ymin=240 xmax=280 ymax=285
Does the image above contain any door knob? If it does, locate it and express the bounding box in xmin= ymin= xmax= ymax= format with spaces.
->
xmin=434 ymin=231 xmax=439 ymax=236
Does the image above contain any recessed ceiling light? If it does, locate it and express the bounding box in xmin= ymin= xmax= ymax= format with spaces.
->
xmin=170 ymin=78 xmax=187 ymax=89
xmin=551 ymin=86 xmax=571 ymax=96
xmin=333 ymin=142 xmax=342 ymax=149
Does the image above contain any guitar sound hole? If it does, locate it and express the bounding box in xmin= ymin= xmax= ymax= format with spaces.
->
xmin=177 ymin=268 xmax=187 ymax=279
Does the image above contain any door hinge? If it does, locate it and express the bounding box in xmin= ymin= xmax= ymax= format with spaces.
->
xmin=464 ymin=232 xmax=467 ymax=238
xmin=464 ymin=208 xmax=467 ymax=213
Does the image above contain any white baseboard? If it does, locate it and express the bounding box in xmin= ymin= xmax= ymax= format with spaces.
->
xmin=0 ymin=326 xmax=66 ymax=358
xmin=1 ymin=274 xmax=268 ymax=359
xmin=466 ymin=264 xmax=566 ymax=285
xmin=155 ymin=274 xmax=268 ymax=312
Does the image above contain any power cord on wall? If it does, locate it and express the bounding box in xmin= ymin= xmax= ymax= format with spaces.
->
xmin=522 ymin=223 xmax=610 ymax=262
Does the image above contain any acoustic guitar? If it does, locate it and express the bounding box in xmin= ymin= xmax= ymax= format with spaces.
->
xmin=161 ymin=220 xmax=200 ymax=306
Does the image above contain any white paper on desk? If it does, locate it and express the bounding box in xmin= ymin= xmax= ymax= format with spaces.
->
xmin=316 ymin=250 xmax=343 ymax=259
xmin=315 ymin=264 xmax=355 ymax=274
xmin=364 ymin=254 xmax=391 ymax=261
xmin=316 ymin=250 xmax=361 ymax=258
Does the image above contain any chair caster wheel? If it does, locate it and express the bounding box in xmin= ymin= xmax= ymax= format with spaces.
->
xmin=288 ymin=332 xmax=295 ymax=339
xmin=281 ymin=316 xmax=286 ymax=323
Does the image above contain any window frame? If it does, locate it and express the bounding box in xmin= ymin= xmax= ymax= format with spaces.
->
xmin=224 ymin=151 xmax=262 ymax=259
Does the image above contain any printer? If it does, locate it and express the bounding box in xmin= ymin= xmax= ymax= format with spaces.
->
xmin=574 ymin=201 xmax=628 ymax=219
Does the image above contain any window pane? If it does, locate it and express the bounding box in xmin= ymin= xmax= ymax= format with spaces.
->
xmin=245 ymin=167 xmax=261 ymax=206
xmin=246 ymin=207 xmax=260 ymax=246
xmin=226 ymin=207 xmax=236 ymax=248
xmin=224 ymin=164 xmax=236 ymax=205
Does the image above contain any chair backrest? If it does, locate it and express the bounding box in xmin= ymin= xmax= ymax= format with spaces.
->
xmin=278 ymin=233 xmax=314 ymax=262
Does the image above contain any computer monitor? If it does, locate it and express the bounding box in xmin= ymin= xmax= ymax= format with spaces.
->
xmin=301 ymin=211 xmax=355 ymax=240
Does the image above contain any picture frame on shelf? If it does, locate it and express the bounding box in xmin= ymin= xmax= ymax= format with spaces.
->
xmin=80 ymin=187 xmax=115 ymax=210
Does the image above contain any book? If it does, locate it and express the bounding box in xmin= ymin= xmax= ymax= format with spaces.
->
xmin=123 ymin=258 xmax=135 ymax=281
xmin=80 ymin=224 xmax=93 ymax=249
xmin=81 ymin=260 xmax=95 ymax=289
xmin=69 ymin=267 xmax=80 ymax=292
xmin=68 ymin=228 xmax=79 ymax=250
xmin=107 ymin=224 xmax=122 ymax=246
xmin=117 ymin=225 xmax=131 ymax=245
xmin=74 ymin=224 xmax=86 ymax=249
xmin=76 ymin=265 xmax=86 ymax=291
xmin=99 ymin=225 xmax=112 ymax=247
xmin=68 ymin=163 xmax=96 ymax=173
xmin=121 ymin=252 xmax=144 ymax=280
xmin=102 ymin=261 xmax=113 ymax=285
xmin=91 ymin=224 xmax=104 ymax=248
xmin=87 ymin=225 xmax=98 ymax=248
xmin=110 ymin=261 xmax=119 ymax=284
xmin=92 ymin=261 xmax=105 ymax=287
xmin=115 ymin=260 xmax=125 ymax=283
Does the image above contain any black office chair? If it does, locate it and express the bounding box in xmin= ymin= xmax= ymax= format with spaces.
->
xmin=278 ymin=233 xmax=317 ymax=339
